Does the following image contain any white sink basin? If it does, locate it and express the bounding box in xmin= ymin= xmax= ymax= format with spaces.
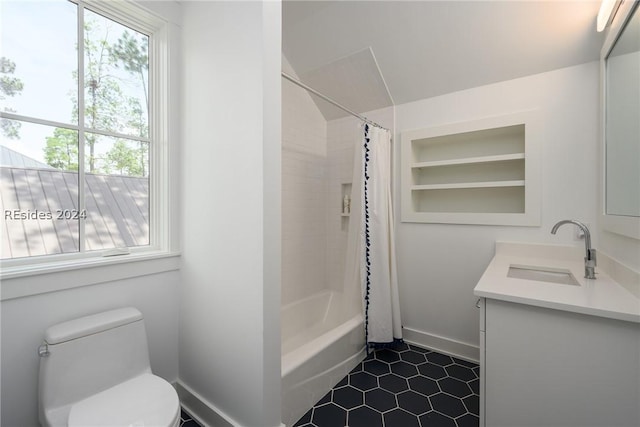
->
xmin=508 ymin=264 xmax=580 ymax=286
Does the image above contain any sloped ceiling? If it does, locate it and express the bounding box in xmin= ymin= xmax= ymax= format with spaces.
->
xmin=283 ymin=0 xmax=604 ymax=119
xmin=296 ymin=47 xmax=394 ymax=120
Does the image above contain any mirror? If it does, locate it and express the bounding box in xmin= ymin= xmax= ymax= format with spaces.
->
xmin=601 ymin=0 xmax=640 ymax=239
xmin=605 ymin=3 xmax=640 ymax=218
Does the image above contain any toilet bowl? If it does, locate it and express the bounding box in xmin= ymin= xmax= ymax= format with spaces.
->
xmin=38 ymin=307 xmax=180 ymax=427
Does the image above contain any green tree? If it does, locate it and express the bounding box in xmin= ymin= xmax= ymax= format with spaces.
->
xmin=105 ymin=140 xmax=142 ymax=176
xmin=44 ymin=14 xmax=128 ymax=173
xmin=112 ymin=31 xmax=149 ymax=176
xmin=110 ymin=30 xmax=148 ymax=107
xmin=0 ymin=57 xmax=25 ymax=139
xmin=82 ymin=17 xmax=127 ymax=173
xmin=44 ymin=128 xmax=78 ymax=171
xmin=43 ymin=14 xmax=149 ymax=177
xmin=126 ymin=97 xmax=148 ymax=176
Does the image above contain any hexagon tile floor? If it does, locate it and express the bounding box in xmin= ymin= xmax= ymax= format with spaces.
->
xmin=180 ymin=409 xmax=202 ymax=427
xmin=293 ymin=343 xmax=480 ymax=427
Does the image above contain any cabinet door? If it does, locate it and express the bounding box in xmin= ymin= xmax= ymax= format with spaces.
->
xmin=479 ymin=330 xmax=486 ymax=427
xmin=478 ymin=297 xmax=486 ymax=427
xmin=485 ymin=299 xmax=640 ymax=427
xmin=478 ymin=298 xmax=485 ymax=332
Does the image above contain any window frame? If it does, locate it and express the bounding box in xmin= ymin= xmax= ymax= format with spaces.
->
xmin=0 ymin=0 xmax=177 ymax=280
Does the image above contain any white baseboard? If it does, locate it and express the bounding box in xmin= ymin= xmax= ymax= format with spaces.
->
xmin=174 ymin=381 xmax=241 ymax=427
xmin=403 ymin=327 xmax=480 ymax=363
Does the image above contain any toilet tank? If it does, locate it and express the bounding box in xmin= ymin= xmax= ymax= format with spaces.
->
xmin=38 ymin=308 xmax=152 ymax=425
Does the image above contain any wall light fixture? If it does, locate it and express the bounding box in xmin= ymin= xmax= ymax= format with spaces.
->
xmin=597 ymin=0 xmax=622 ymax=32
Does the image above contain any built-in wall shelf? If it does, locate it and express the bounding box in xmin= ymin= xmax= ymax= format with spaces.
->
xmin=401 ymin=112 xmax=541 ymax=226
xmin=412 ymin=180 xmax=525 ymax=191
xmin=412 ymin=153 xmax=525 ymax=169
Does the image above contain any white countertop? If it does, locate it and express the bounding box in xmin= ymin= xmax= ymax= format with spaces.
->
xmin=474 ymin=242 xmax=640 ymax=323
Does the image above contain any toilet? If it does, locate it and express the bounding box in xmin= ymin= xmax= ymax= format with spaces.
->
xmin=38 ymin=307 xmax=180 ymax=427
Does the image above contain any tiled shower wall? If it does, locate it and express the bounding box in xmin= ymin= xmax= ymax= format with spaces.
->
xmin=282 ymin=61 xmax=395 ymax=306
xmin=281 ymin=73 xmax=328 ymax=306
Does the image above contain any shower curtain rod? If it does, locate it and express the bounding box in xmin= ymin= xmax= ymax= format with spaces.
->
xmin=281 ymin=71 xmax=389 ymax=131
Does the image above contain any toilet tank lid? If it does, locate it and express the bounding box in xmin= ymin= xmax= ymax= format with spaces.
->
xmin=45 ymin=307 xmax=143 ymax=345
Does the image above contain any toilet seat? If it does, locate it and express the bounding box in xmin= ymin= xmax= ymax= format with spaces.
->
xmin=68 ymin=374 xmax=180 ymax=427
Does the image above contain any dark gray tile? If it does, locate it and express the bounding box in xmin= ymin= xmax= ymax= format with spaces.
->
xmin=394 ymin=342 xmax=410 ymax=352
xmin=333 ymin=385 xmax=363 ymax=410
xmin=418 ymin=362 xmax=448 ymax=379
xmin=463 ymin=394 xmax=479 ymax=414
xmin=456 ymin=413 xmax=480 ymax=427
xmin=365 ymin=387 xmax=397 ymax=412
xmin=446 ymin=364 xmax=476 ymax=382
xmin=180 ymin=409 xmax=202 ymax=427
xmin=383 ymin=408 xmax=420 ymax=427
xmin=452 ymin=357 xmax=478 ymax=368
xmin=400 ymin=350 xmax=427 ymax=365
xmin=375 ymin=349 xmax=400 ymax=363
xmin=363 ymin=359 xmax=391 ymax=376
xmin=317 ymin=390 xmax=332 ymax=405
xmin=350 ymin=371 xmax=378 ymax=391
xmin=397 ymin=390 xmax=432 ymax=415
xmin=347 ymin=406 xmax=383 ymax=427
xmin=312 ymin=403 xmax=346 ymax=427
xmin=426 ymin=352 xmax=454 ymax=366
xmin=429 ymin=393 xmax=467 ymax=418
xmin=379 ymin=373 xmax=409 ymax=393
xmin=408 ymin=375 xmax=440 ymax=396
xmin=335 ymin=375 xmax=348 ymax=388
xmin=390 ymin=360 xmax=419 ymax=378
xmin=438 ymin=377 xmax=473 ymax=398
xmin=468 ymin=378 xmax=480 ymax=395
xmin=420 ymin=411 xmax=457 ymax=426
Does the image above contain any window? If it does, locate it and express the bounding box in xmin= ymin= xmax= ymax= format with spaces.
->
xmin=0 ymin=0 xmax=170 ymax=266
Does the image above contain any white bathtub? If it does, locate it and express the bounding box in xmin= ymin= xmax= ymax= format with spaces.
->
xmin=281 ymin=290 xmax=365 ymax=426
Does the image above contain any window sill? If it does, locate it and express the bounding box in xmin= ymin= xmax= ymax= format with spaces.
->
xmin=0 ymin=251 xmax=181 ymax=301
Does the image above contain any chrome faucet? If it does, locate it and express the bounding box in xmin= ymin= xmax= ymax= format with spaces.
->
xmin=551 ymin=220 xmax=597 ymax=279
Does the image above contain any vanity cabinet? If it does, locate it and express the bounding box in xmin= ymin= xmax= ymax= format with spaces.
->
xmin=478 ymin=297 xmax=640 ymax=427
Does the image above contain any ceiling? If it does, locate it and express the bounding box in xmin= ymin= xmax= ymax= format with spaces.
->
xmin=283 ymin=0 xmax=605 ymax=119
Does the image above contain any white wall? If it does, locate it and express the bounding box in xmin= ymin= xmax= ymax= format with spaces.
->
xmin=179 ymin=2 xmax=281 ymax=426
xmin=281 ymin=56 xmax=328 ymax=306
xmin=395 ymin=62 xmax=600 ymax=359
xmin=0 ymin=270 xmax=180 ymax=427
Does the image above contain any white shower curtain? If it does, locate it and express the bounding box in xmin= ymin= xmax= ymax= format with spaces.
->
xmin=344 ymin=123 xmax=402 ymax=350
